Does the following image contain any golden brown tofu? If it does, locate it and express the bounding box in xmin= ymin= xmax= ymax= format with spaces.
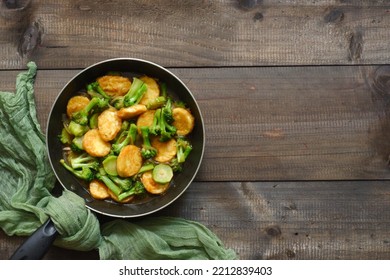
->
xmin=98 ymin=108 xmax=122 ymax=142
xmin=151 ymin=137 xmax=177 ymax=163
xmin=141 ymin=171 xmax=170 ymax=195
xmin=89 ymin=180 xmax=110 ymax=200
xmin=117 ymin=104 xmax=147 ymax=119
xmin=82 ymin=128 xmax=111 ymax=157
xmin=97 ymin=75 xmax=131 ymax=96
xmin=136 ymin=110 xmax=156 ymax=133
xmin=139 ymin=76 xmax=160 ymax=106
xmin=116 ymin=145 xmax=142 ymax=177
xmin=172 ymin=107 xmax=195 ymax=136
xmin=66 ymin=95 xmax=90 ymax=118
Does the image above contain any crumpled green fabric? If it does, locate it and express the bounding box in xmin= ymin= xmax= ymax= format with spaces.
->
xmin=0 ymin=62 xmax=237 ymax=260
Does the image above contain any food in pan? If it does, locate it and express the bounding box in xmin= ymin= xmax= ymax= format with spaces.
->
xmin=58 ymin=74 xmax=195 ymax=203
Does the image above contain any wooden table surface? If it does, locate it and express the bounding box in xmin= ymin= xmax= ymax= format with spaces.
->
xmin=1 ymin=0 xmax=390 ymax=260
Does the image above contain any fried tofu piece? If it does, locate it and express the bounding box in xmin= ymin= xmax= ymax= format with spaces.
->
xmin=141 ymin=171 xmax=170 ymax=195
xmin=117 ymin=104 xmax=147 ymax=119
xmin=66 ymin=95 xmax=90 ymax=118
xmin=116 ymin=145 xmax=142 ymax=177
xmin=82 ymin=128 xmax=111 ymax=157
xmin=97 ymin=75 xmax=131 ymax=96
xmin=98 ymin=108 xmax=122 ymax=142
xmin=89 ymin=179 xmax=110 ymax=200
xmin=151 ymin=137 xmax=177 ymax=163
xmin=172 ymin=107 xmax=195 ymax=136
xmin=139 ymin=76 xmax=160 ymax=106
xmin=136 ymin=110 xmax=156 ymax=132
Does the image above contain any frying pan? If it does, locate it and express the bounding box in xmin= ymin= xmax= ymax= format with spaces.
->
xmin=10 ymin=58 xmax=205 ymax=259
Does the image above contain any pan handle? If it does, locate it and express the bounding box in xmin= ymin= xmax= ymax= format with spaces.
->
xmin=9 ymin=218 xmax=58 ymax=260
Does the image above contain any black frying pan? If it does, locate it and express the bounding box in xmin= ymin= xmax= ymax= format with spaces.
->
xmin=10 ymin=58 xmax=205 ymax=259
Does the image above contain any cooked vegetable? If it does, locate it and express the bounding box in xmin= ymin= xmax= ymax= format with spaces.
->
xmin=116 ymin=144 xmax=143 ymax=177
xmin=111 ymin=123 xmax=138 ymax=155
xmin=67 ymin=121 xmax=89 ymax=137
xmin=172 ymin=107 xmax=195 ymax=136
xmin=66 ymin=95 xmax=90 ymax=118
xmin=60 ymin=159 xmax=94 ymax=182
xmin=97 ymin=108 xmax=122 ymax=142
xmin=59 ymin=73 xmax=195 ymax=203
xmin=176 ymin=137 xmax=193 ymax=163
xmin=152 ymin=164 xmax=173 ymax=184
xmin=71 ymin=97 xmax=108 ymax=125
xmin=112 ymin=77 xmax=147 ymax=109
xmin=82 ymin=128 xmax=111 ymax=157
xmin=102 ymin=155 xmax=118 ymax=176
xmin=141 ymin=171 xmax=170 ymax=194
xmin=140 ymin=126 xmax=157 ymax=159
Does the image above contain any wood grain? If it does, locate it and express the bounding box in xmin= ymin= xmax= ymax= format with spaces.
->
xmin=2 ymin=65 xmax=390 ymax=181
xmin=1 ymin=0 xmax=390 ymax=69
xmin=2 ymin=181 xmax=389 ymax=260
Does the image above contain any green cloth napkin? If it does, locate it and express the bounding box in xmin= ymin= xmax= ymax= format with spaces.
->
xmin=0 ymin=62 xmax=237 ymax=260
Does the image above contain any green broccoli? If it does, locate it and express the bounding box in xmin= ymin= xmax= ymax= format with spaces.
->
xmin=117 ymin=181 xmax=146 ymax=201
xmin=140 ymin=126 xmax=157 ymax=159
xmin=71 ymin=97 xmax=108 ymax=125
xmin=108 ymin=175 xmax=133 ymax=191
xmin=95 ymin=172 xmax=122 ymax=197
xmin=149 ymin=108 xmax=176 ymax=141
xmin=86 ymin=81 xmax=111 ymax=100
xmin=161 ymin=97 xmax=174 ymax=124
xmin=176 ymin=137 xmax=192 ymax=163
xmin=146 ymin=96 xmax=166 ymax=110
xmin=70 ymin=136 xmax=84 ymax=152
xmin=111 ymin=123 xmax=138 ymax=155
xmin=69 ymin=152 xmax=99 ymax=171
xmin=123 ymin=77 xmax=147 ymax=107
xmin=60 ymin=159 xmax=95 ymax=182
xmin=67 ymin=121 xmax=89 ymax=137
xmin=168 ymin=158 xmax=183 ymax=172
xmin=58 ymin=127 xmax=72 ymax=145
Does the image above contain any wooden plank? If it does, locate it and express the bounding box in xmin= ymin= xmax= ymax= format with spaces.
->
xmin=1 ymin=181 xmax=389 ymax=260
xmin=2 ymin=65 xmax=390 ymax=181
xmin=1 ymin=1 xmax=390 ymax=69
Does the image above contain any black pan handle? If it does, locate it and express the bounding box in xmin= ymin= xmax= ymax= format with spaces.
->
xmin=10 ymin=218 xmax=58 ymax=260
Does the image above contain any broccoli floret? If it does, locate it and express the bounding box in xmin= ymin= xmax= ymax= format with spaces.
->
xmin=111 ymin=123 xmax=138 ymax=155
xmin=176 ymin=137 xmax=192 ymax=163
xmin=159 ymin=108 xmax=177 ymax=142
xmin=69 ymin=152 xmax=99 ymax=171
xmin=140 ymin=126 xmax=157 ymax=159
xmin=71 ymin=97 xmax=108 ymax=125
xmin=168 ymin=158 xmax=183 ymax=172
xmin=108 ymin=175 xmax=133 ymax=191
xmin=70 ymin=136 xmax=84 ymax=152
xmin=161 ymin=97 xmax=174 ymax=124
xmin=60 ymin=159 xmax=95 ymax=182
xmin=117 ymin=181 xmax=146 ymax=201
xmin=149 ymin=108 xmax=176 ymax=141
xmin=123 ymin=77 xmax=147 ymax=107
xmin=138 ymin=162 xmax=155 ymax=174
xmin=86 ymin=81 xmax=111 ymax=100
xmin=146 ymin=96 xmax=166 ymax=110
xmin=58 ymin=127 xmax=72 ymax=145
xmin=67 ymin=121 xmax=89 ymax=137
xmin=95 ymin=172 xmax=122 ymax=197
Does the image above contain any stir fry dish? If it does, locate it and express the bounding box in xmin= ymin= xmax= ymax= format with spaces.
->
xmin=58 ymin=74 xmax=195 ymax=204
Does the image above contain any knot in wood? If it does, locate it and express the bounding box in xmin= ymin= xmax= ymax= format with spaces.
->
xmin=18 ymin=21 xmax=43 ymax=57
xmin=369 ymin=66 xmax=390 ymax=98
xmin=266 ymin=225 xmax=281 ymax=237
xmin=0 ymin=0 xmax=31 ymax=21
xmin=324 ymin=8 xmax=344 ymax=23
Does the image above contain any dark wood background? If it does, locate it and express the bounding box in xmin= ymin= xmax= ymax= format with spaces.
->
xmin=1 ymin=0 xmax=390 ymax=260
